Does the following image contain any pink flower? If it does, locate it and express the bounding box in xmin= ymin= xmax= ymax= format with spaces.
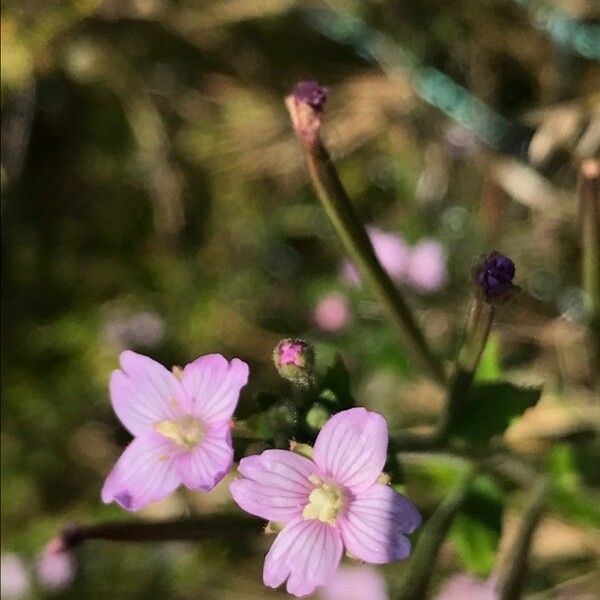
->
xmin=435 ymin=575 xmax=497 ymax=600
xmin=36 ymin=549 xmax=75 ymax=593
xmin=342 ymin=227 xmax=410 ymax=286
xmin=320 ymin=565 xmax=388 ymax=600
xmin=313 ymin=293 xmax=352 ymax=332
xmin=0 ymin=554 xmax=30 ymax=600
xmin=230 ymin=407 xmax=421 ymax=597
xmin=406 ymin=239 xmax=447 ymax=292
xmin=102 ymin=351 xmax=249 ymax=511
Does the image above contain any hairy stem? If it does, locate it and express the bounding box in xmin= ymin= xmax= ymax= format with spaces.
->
xmin=56 ymin=514 xmax=262 ymax=550
xmin=287 ymin=108 xmax=445 ymax=384
xmin=396 ymin=467 xmax=476 ymax=600
xmin=497 ymin=478 xmax=549 ymax=600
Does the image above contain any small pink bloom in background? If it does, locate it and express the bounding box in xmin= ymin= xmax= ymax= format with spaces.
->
xmin=435 ymin=574 xmax=497 ymax=600
xmin=313 ymin=293 xmax=352 ymax=332
xmin=406 ymin=239 xmax=447 ymax=292
xmin=36 ymin=546 xmax=76 ymax=593
xmin=1 ymin=554 xmax=30 ymax=600
xmin=102 ymin=351 xmax=249 ymax=511
xmin=320 ymin=565 xmax=388 ymax=600
xmin=230 ymin=407 xmax=421 ymax=597
xmin=341 ymin=227 xmax=411 ymax=286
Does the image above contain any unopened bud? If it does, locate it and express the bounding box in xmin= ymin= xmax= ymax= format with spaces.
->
xmin=273 ymin=338 xmax=315 ymax=387
xmin=306 ymin=403 xmax=329 ymax=431
xmin=474 ymin=251 xmax=516 ymax=302
xmin=285 ymin=80 xmax=328 ymax=145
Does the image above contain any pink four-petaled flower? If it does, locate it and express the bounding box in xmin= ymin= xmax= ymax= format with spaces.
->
xmin=102 ymin=351 xmax=249 ymax=511
xmin=230 ymin=407 xmax=421 ymax=597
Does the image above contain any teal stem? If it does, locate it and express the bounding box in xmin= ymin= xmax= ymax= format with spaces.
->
xmin=58 ymin=514 xmax=262 ymax=549
xmin=395 ymin=466 xmax=476 ymax=600
xmin=497 ymin=478 xmax=549 ymax=600
xmin=297 ymin=134 xmax=445 ymax=385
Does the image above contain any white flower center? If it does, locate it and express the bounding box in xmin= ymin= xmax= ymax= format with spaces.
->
xmin=154 ymin=415 xmax=204 ymax=449
xmin=302 ymin=475 xmax=345 ymax=525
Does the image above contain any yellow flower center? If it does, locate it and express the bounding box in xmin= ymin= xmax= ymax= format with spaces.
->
xmin=154 ymin=415 xmax=204 ymax=449
xmin=302 ymin=475 xmax=345 ymax=525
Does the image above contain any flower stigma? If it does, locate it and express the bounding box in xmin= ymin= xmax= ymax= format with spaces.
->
xmin=302 ymin=474 xmax=345 ymax=525
xmin=154 ymin=415 xmax=204 ymax=449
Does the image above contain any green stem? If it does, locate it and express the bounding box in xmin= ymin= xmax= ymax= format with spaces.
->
xmin=578 ymin=159 xmax=600 ymax=378
xmin=438 ymin=295 xmax=494 ymax=439
xmin=497 ymin=478 xmax=549 ymax=600
xmin=295 ymin=133 xmax=445 ymax=385
xmin=396 ymin=467 xmax=476 ymax=600
xmin=57 ymin=514 xmax=262 ymax=550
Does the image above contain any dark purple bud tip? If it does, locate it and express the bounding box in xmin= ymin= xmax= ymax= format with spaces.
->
xmin=293 ymin=80 xmax=328 ymax=112
xmin=474 ymin=251 xmax=516 ymax=300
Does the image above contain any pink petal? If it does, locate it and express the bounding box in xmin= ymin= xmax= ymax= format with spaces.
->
xmin=181 ymin=354 xmax=249 ymax=425
xmin=263 ymin=516 xmax=343 ymax=597
xmin=101 ymin=433 xmax=180 ymax=511
xmin=313 ymin=408 xmax=388 ymax=493
xmin=176 ymin=426 xmax=233 ymax=491
xmin=230 ymin=450 xmax=314 ymax=523
xmin=110 ymin=351 xmax=185 ymax=436
xmin=338 ymin=483 xmax=419 ymax=564
xmin=320 ymin=565 xmax=388 ymax=600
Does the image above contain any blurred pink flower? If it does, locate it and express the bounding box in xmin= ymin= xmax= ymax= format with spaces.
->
xmin=1 ymin=554 xmax=30 ymax=600
xmin=320 ymin=565 xmax=388 ymax=600
xmin=313 ymin=293 xmax=352 ymax=332
xmin=36 ymin=549 xmax=75 ymax=593
xmin=341 ymin=227 xmax=410 ymax=286
xmin=230 ymin=407 xmax=421 ymax=597
xmin=436 ymin=575 xmax=497 ymax=600
xmin=102 ymin=351 xmax=249 ymax=511
xmin=406 ymin=239 xmax=447 ymax=292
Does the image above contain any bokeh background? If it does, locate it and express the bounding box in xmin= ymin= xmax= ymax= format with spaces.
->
xmin=2 ymin=0 xmax=599 ymax=598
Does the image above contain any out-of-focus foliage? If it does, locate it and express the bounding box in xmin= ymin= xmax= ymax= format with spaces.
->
xmin=2 ymin=0 xmax=599 ymax=598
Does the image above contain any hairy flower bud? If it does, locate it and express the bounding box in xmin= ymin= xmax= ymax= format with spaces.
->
xmin=273 ymin=338 xmax=315 ymax=387
xmin=474 ymin=251 xmax=516 ymax=301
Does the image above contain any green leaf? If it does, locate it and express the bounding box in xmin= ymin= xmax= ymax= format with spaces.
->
xmin=475 ymin=333 xmax=502 ymax=382
xmin=450 ymin=475 xmax=503 ymax=576
xmin=318 ymin=355 xmax=355 ymax=409
xmin=450 ymin=382 xmax=542 ymax=444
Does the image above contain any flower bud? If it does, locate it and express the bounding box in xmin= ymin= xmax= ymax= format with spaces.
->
xmin=273 ymin=338 xmax=315 ymax=387
xmin=474 ymin=251 xmax=516 ymax=301
xmin=306 ymin=403 xmax=329 ymax=431
xmin=285 ymin=80 xmax=328 ymax=145
xmin=292 ymin=80 xmax=328 ymax=112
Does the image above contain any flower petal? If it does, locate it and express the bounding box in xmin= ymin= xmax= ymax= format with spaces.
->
xmin=110 ymin=351 xmax=184 ymax=436
xmin=176 ymin=426 xmax=233 ymax=491
xmin=313 ymin=408 xmax=388 ymax=493
xmin=181 ymin=354 xmax=249 ymax=425
xmin=320 ymin=565 xmax=388 ymax=600
xmin=230 ymin=450 xmax=314 ymax=523
xmin=263 ymin=516 xmax=343 ymax=597
xmin=101 ymin=433 xmax=180 ymax=511
xmin=338 ymin=483 xmax=420 ymax=564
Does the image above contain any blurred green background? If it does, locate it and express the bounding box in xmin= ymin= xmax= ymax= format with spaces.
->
xmin=2 ymin=0 xmax=599 ymax=598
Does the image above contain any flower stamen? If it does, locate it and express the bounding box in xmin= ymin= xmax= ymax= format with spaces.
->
xmin=155 ymin=415 xmax=203 ymax=449
xmin=303 ymin=476 xmax=345 ymax=525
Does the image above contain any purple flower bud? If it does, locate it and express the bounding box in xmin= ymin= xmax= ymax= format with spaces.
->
xmin=273 ymin=338 xmax=315 ymax=387
xmin=292 ymin=80 xmax=328 ymax=112
xmin=474 ymin=251 xmax=516 ymax=300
